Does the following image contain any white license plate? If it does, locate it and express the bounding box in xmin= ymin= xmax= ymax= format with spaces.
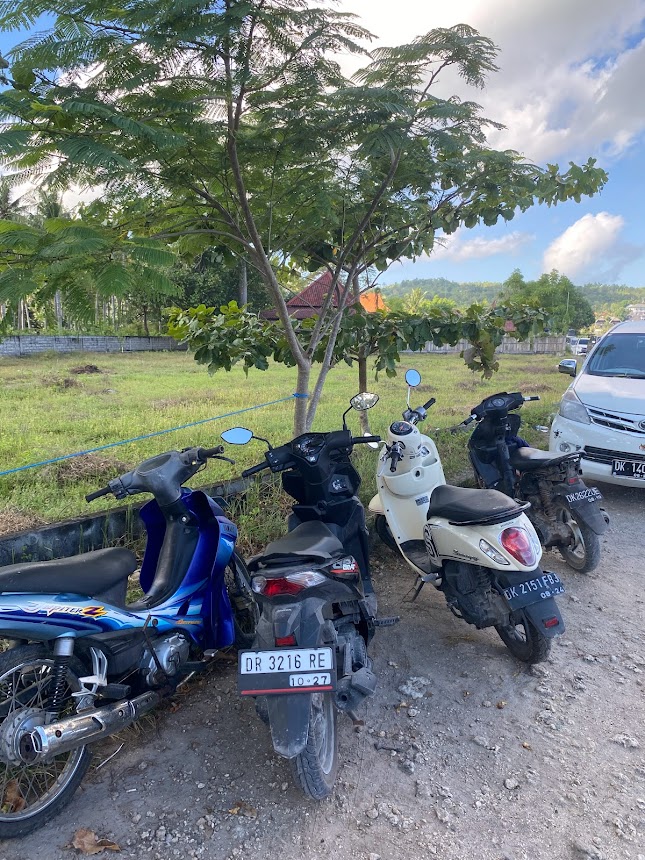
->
xmin=612 ymin=459 xmax=645 ymax=479
xmin=239 ymin=647 xmax=333 ymax=675
xmin=238 ymin=647 xmax=336 ymax=696
xmin=289 ymin=673 xmax=332 ymax=688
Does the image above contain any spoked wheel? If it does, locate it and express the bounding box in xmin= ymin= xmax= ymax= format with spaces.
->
xmin=374 ymin=515 xmax=401 ymax=556
xmin=292 ymin=692 xmax=338 ymax=799
xmin=496 ymin=611 xmax=551 ymax=664
xmin=225 ymin=553 xmax=259 ymax=649
xmin=554 ymin=502 xmax=601 ymax=573
xmin=0 ymin=645 xmax=92 ymax=839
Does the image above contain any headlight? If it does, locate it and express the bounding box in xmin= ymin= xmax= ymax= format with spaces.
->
xmin=559 ymin=389 xmax=590 ymax=424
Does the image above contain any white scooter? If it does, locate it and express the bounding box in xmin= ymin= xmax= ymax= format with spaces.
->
xmin=369 ymin=369 xmax=565 ymax=663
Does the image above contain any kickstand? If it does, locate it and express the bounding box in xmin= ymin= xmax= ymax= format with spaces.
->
xmin=411 ymin=577 xmax=426 ymax=602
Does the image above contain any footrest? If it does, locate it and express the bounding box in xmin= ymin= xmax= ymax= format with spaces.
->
xmin=373 ymin=615 xmax=400 ymax=627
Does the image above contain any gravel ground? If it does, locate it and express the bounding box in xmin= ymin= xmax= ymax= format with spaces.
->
xmin=3 ymin=483 xmax=644 ymax=860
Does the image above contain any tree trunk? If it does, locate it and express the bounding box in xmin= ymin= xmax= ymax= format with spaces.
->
xmin=142 ymin=304 xmax=150 ymax=337
xmin=238 ymin=258 xmax=248 ymax=307
xmin=294 ymin=364 xmax=312 ymax=436
xmin=357 ymin=350 xmax=371 ymax=434
xmin=54 ymin=290 xmax=63 ymax=331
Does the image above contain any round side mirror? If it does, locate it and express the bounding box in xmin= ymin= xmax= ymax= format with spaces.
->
xmin=221 ymin=427 xmax=253 ymax=445
xmin=405 ymin=369 xmax=421 ymax=387
xmin=350 ymin=392 xmax=379 ymax=411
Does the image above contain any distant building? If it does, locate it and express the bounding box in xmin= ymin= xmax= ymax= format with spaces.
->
xmin=627 ymin=303 xmax=645 ymax=320
xmin=261 ymin=271 xmax=388 ymax=320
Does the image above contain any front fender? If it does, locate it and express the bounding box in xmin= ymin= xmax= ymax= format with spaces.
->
xmin=553 ymin=482 xmax=608 ymax=535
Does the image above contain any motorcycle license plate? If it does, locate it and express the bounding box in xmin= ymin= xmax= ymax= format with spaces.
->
xmin=565 ymin=486 xmax=603 ymax=505
xmin=238 ymin=647 xmax=336 ymax=696
xmin=502 ymin=571 xmax=565 ymax=610
xmin=612 ymin=459 xmax=645 ymax=480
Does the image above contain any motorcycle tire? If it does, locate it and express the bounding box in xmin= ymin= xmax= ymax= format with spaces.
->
xmin=374 ymin=515 xmax=401 ymax=556
xmin=495 ymin=612 xmax=551 ymax=664
xmin=0 ymin=644 xmax=92 ymax=839
xmin=292 ymin=692 xmax=338 ymax=799
xmin=225 ymin=553 xmax=260 ymax=649
xmin=553 ymin=501 xmax=601 ymax=574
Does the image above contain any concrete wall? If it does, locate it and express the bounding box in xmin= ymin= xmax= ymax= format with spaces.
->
xmin=418 ymin=335 xmax=566 ymax=355
xmin=0 ymin=335 xmax=187 ymax=357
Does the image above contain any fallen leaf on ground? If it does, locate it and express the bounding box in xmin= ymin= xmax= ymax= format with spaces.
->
xmin=228 ymin=800 xmax=258 ymax=819
xmin=3 ymin=780 xmax=26 ymax=812
xmin=497 ymin=700 xmax=507 ymax=709
xmin=71 ymin=828 xmax=121 ymax=855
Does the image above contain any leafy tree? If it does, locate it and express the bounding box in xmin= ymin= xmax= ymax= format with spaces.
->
xmin=500 ymin=269 xmax=595 ymax=333
xmin=0 ymin=3 xmax=607 ymax=431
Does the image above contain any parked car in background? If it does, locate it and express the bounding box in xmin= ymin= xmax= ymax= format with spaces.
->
xmin=574 ymin=337 xmax=590 ymax=355
xmin=550 ymin=321 xmax=645 ymax=487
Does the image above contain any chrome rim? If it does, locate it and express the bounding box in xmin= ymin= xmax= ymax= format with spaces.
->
xmin=0 ymin=659 xmax=85 ymax=821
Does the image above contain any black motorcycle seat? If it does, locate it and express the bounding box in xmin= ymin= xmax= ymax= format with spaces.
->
xmin=248 ymin=521 xmax=344 ymax=571
xmin=427 ymin=484 xmax=528 ymax=526
xmin=0 ymin=547 xmax=137 ymax=596
xmin=509 ymin=447 xmax=577 ymax=472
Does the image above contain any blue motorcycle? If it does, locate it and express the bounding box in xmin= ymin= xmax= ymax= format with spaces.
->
xmin=0 ymin=444 xmax=256 ymax=838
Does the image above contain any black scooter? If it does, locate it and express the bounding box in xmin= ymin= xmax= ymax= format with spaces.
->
xmin=222 ymin=393 xmax=394 ymax=799
xmin=464 ymin=391 xmax=608 ymax=573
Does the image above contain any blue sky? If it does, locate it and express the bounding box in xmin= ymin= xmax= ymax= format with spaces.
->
xmin=344 ymin=0 xmax=645 ymax=288
xmin=2 ymin=2 xmax=644 ymax=288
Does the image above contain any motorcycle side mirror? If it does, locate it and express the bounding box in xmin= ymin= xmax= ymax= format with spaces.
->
xmin=405 ymin=369 xmax=421 ymax=388
xmin=350 ymin=392 xmax=379 ymax=411
xmin=221 ymin=427 xmax=254 ymax=445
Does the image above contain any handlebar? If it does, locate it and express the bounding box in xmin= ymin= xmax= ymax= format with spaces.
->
xmin=353 ymin=435 xmax=381 ymax=445
xmin=85 ymin=486 xmax=111 ymax=503
xmin=523 ymin=396 xmax=540 ymax=402
xmin=422 ymin=397 xmax=436 ymax=410
xmin=242 ymin=461 xmax=268 ymax=478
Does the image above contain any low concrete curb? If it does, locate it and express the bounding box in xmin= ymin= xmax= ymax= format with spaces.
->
xmin=0 ymin=476 xmax=249 ymax=567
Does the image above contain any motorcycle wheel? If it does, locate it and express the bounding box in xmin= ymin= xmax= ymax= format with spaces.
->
xmin=553 ymin=502 xmax=601 ymax=573
xmin=0 ymin=645 xmax=92 ymax=839
xmin=292 ymin=692 xmax=338 ymax=799
xmin=495 ymin=612 xmax=551 ymax=664
xmin=225 ymin=553 xmax=259 ymax=649
xmin=374 ymin=515 xmax=401 ymax=556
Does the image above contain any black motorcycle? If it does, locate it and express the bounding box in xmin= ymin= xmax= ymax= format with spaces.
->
xmin=464 ymin=391 xmax=608 ymax=573
xmin=221 ymin=393 xmax=394 ymax=799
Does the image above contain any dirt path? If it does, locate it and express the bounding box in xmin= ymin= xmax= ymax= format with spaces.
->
xmin=5 ymin=484 xmax=644 ymax=860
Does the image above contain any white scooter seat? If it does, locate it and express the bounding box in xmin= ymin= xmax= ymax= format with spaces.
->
xmin=428 ymin=485 xmax=528 ymax=526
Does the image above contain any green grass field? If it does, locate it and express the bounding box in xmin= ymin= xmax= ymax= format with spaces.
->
xmin=0 ymin=350 xmax=571 ymax=531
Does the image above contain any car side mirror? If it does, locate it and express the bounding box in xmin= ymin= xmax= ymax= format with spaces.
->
xmin=558 ymin=359 xmax=577 ymax=377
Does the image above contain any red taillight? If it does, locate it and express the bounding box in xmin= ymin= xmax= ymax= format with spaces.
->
xmin=544 ymin=617 xmax=560 ymax=629
xmin=252 ymin=570 xmax=327 ymax=597
xmin=261 ymin=577 xmax=306 ymax=597
xmin=275 ymin=635 xmax=296 ymax=646
xmin=500 ymin=527 xmax=536 ymax=567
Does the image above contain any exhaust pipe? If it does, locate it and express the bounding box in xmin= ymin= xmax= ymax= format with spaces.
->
xmin=19 ymin=691 xmax=161 ymax=763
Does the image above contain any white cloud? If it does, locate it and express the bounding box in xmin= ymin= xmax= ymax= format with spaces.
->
xmin=431 ymin=229 xmax=533 ymax=262
xmin=543 ymin=212 xmax=625 ymax=278
xmin=342 ymin=0 xmax=645 ymax=162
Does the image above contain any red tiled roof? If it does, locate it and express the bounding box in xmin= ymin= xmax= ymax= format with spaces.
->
xmin=261 ymin=271 xmax=386 ymax=319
